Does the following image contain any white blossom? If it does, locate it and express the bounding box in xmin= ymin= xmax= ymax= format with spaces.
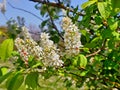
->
xmin=40 ymin=32 xmax=63 ymax=67
xmin=62 ymin=17 xmax=82 ymax=57
xmin=15 ymin=38 xmax=29 ymax=65
xmin=15 ymin=27 xmax=43 ymax=65
xmin=15 ymin=27 xmax=63 ymax=68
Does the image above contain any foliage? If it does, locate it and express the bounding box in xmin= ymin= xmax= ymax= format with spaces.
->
xmin=0 ymin=0 xmax=120 ymax=90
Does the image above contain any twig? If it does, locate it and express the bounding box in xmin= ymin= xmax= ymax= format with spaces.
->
xmin=86 ymin=39 xmax=106 ymax=57
xmin=29 ymin=0 xmax=85 ymax=16
xmin=86 ymin=49 xmax=101 ymax=57
xmin=7 ymin=1 xmax=43 ymax=21
xmin=46 ymin=5 xmax=64 ymax=40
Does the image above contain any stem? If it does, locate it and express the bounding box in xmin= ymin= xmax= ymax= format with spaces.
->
xmin=46 ymin=5 xmax=64 ymax=40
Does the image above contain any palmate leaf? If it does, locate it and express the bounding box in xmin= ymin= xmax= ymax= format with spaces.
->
xmin=0 ymin=39 xmax=14 ymax=61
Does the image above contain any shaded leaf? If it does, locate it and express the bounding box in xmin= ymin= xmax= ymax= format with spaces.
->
xmin=111 ymin=0 xmax=120 ymax=9
xmin=0 ymin=71 xmax=12 ymax=84
xmin=7 ymin=72 xmax=24 ymax=90
xmin=25 ymin=72 xmax=39 ymax=89
xmin=85 ymin=37 xmax=101 ymax=48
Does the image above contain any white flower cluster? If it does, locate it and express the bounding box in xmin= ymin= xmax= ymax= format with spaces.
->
xmin=15 ymin=16 xmax=81 ymax=67
xmin=15 ymin=27 xmax=63 ymax=68
xmin=62 ymin=17 xmax=82 ymax=57
xmin=40 ymin=33 xmax=63 ymax=67
xmin=15 ymin=27 xmax=43 ymax=65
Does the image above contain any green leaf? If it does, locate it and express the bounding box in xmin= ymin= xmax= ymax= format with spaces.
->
xmin=109 ymin=21 xmax=118 ymax=30
xmin=108 ymin=39 xmax=115 ymax=49
xmin=34 ymin=3 xmax=39 ymax=10
xmin=0 ymin=39 xmax=14 ymax=60
xmin=79 ymin=54 xmax=87 ymax=69
xmin=81 ymin=0 xmax=97 ymax=9
xmin=0 ymin=71 xmax=12 ymax=84
xmin=0 ymin=66 xmax=8 ymax=75
xmin=50 ymin=34 xmax=60 ymax=43
xmin=41 ymin=20 xmax=48 ymax=28
xmin=6 ymin=72 xmax=24 ymax=90
xmin=111 ymin=0 xmax=120 ymax=9
xmin=64 ymin=78 xmax=72 ymax=87
xmin=25 ymin=72 xmax=39 ymax=89
xmin=80 ymin=30 xmax=90 ymax=42
xmin=97 ymin=2 xmax=110 ymax=19
xmin=80 ymin=71 xmax=88 ymax=76
xmin=102 ymin=29 xmax=112 ymax=39
xmin=82 ymin=15 xmax=91 ymax=27
xmin=95 ymin=16 xmax=102 ymax=25
xmin=72 ymin=57 xmax=78 ymax=66
xmin=112 ymin=31 xmax=120 ymax=40
xmin=0 ymin=69 xmax=2 ymax=76
xmin=85 ymin=37 xmax=101 ymax=48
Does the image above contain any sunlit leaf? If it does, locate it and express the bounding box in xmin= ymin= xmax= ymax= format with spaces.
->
xmin=79 ymin=54 xmax=87 ymax=68
xmin=81 ymin=0 xmax=97 ymax=9
xmin=0 ymin=39 xmax=14 ymax=60
xmin=1 ymin=66 xmax=8 ymax=75
xmin=97 ymin=2 xmax=110 ymax=19
xmin=80 ymin=71 xmax=88 ymax=76
xmin=110 ymin=21 xmax=118 ymax=30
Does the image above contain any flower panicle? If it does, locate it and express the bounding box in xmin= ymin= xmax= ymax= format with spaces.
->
xmin=15 ymin=27 xmax=63 ymax=68
xmin=62 ymin=16 xmax=82 ymax=57
xmin=40 ymin=32 xmax=64 ymax=68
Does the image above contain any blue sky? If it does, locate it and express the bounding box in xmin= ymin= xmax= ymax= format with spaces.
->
xmin=0 ymin=0 xmax=87 ymax=26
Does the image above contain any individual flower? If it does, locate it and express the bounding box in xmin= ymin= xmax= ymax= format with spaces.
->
xmin=40 ymin=32 xmax=63 ymax=67
xmin=62 ymin=16 xmax=82 ymax=57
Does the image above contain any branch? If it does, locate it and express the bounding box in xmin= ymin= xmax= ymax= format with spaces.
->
xmin=86 ymin=49 xmax=101 ymax=58
xmin=29 ymin=0 xmax=85 ymax=16
xmin=46 ymin=5 xmax=64 ymax=40
xmin=7 ymin=2 xmax=43 ymax=21
xmin=86 ymin=39 xmax=106 ymax=57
